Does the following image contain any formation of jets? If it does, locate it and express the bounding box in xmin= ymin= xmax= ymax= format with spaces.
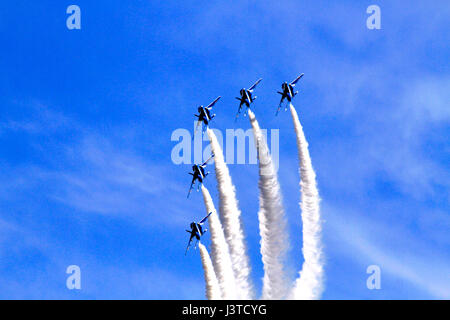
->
xmin=183 ymin=74 xmax=304 ymax=254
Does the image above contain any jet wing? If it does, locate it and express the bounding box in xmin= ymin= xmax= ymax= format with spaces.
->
xmin=235 ymin=100 xmax=243 ymax=122
xmin=199 ymin=212 xmax=212 ymax=224
xmin=249 ymin=78 xmax=262 ymax=91
xmin=291 ymin=73 xmax=304 ymax=86
xmin=275 ymin=101 xmax=283 ymax=116
xmin=206 ymin=96 xmax=221 ymax=109
xmin=185 ymin=231 xmax=194 ymax=255
xmin=187 ymin=175 xmax=195 ymax=198
xmin=201 ymin=154 xmax=215 ymax=167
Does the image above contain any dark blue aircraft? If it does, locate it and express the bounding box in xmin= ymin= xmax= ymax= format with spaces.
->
xmin=187 ymin=154 xmax=215 ymax=198
xmin=193 ymin=96 xmax=221 ymax=137
xmin=185 ymin=212 xmax=212 ymax=255
xmin=235 ymin=78 xmax=262 ymax=121
xmin=276 ymin=73 xmax=304 ymax=115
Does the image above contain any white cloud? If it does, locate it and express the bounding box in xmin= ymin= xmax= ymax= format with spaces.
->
xmin=0 ymin=101 xmax=70 ymax=135
xmin=326 ymin=204 xmax=450 ymax=299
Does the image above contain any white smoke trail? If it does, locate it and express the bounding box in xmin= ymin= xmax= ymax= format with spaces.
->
xmin=201 ymin=185 xmax=238 ymax=299
xmin=248 ymin=109 xmax=289 ymax=300
xmin=288 ymin=103 xmax=324 ymax=300
xmin=198 ymin=243 xmax=222 ymax=300
xmin=206 ymin=128 xmax=253 ymax=300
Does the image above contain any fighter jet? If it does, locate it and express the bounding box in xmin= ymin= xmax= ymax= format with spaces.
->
xmin=193 ymin=96 xmax=221 ymax=138
xmin=187 ymin=154 xmax=215 ymax=198
xmin=185 ymin=212 xmax=212 ymax=255
xmin=235 ymin=78 xmax=262 ymax=121
xmin=276 ymin=73 xmax=304 ymax=116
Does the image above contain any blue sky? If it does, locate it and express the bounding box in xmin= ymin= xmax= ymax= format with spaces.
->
xmin=0 ymin=1 xmax=449 ymax=299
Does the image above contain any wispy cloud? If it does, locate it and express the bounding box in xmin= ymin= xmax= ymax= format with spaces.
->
xmin=0 ymin=104 xmax=188 ymax=227
xmin=326 ymin=204 xmax=450 ymax=299
xmin=0 ymin=101 xmax=70 ymax=135
xmin=0 ymin=217 xmax=204 ymax=299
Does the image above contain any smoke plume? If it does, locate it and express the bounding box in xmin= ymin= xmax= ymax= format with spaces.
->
xmin=201 ymin=185 xmax=238 ymax=299
xmin=288 ymin=103 xmax=324 ymax=300
xmin=248 ymin=109 xmax=289 ymax=300
xmin=206 ymin=128 xmax=253 ymax=299
xmin=198 ymin=243 xmax=222 ymax=300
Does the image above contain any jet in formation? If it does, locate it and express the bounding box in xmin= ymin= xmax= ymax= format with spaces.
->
xmin=185 ymin=212 xmax=212 ymax=255
xmin=235 ymin=78 xmax=262 ymax=121
xmin=193 ymin=96 xmax=221 ymax=138
xmin=276 ymin=73 xmax=304 ymax=115
xmin=187 ymin=154 xmax=215 ymax=198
